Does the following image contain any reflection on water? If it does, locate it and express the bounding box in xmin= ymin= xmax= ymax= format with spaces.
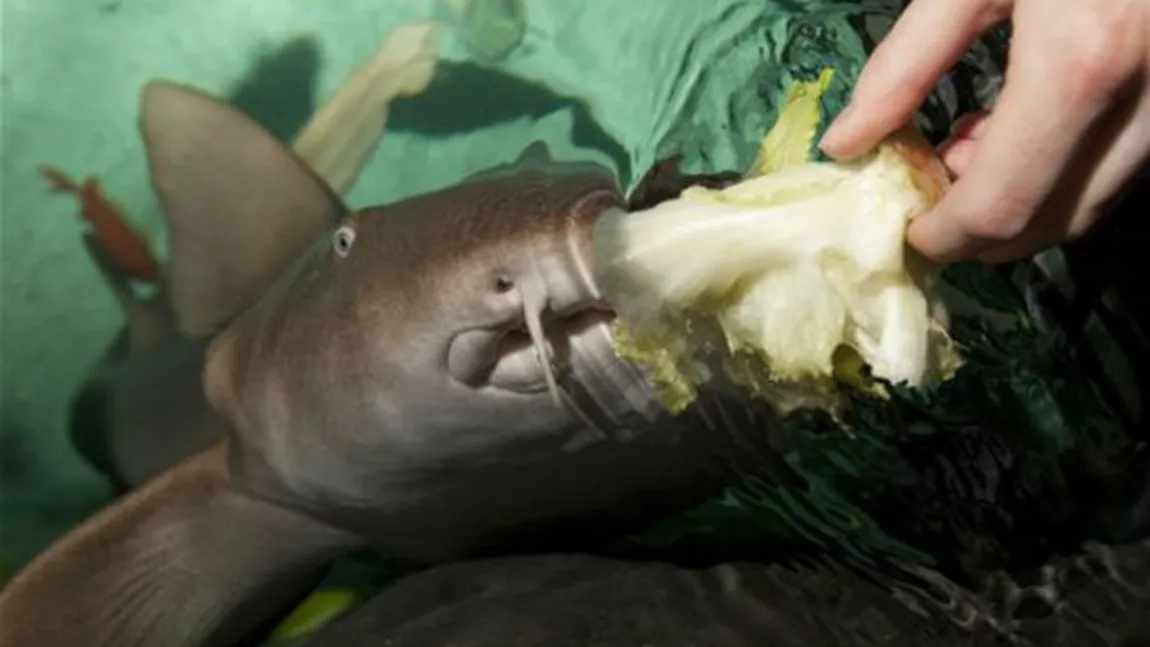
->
xmin=439 ymin=0 xmax=528 ymax=63
xmin=3 ymin=2 xmax=1145 ymax=642
xmin=654 ymin=0 xmax=1009 ymax=177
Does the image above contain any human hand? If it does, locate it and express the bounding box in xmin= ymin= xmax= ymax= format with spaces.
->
xmin=819 ymin=0 xmax=1150 ymax=264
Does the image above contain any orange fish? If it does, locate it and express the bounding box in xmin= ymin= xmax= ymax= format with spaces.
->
xmin=40 ymin=166 xmax=162 ymax=284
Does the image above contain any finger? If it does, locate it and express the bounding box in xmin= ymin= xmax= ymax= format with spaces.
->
xmin=1074 ymin=79 xmax=1150 ymax=215
xmin=938 ymin=138 xmax=977 ymax=174
xmin=819 ymin=0 xmax=1011 ymax=160
xmin=949 ymin=110 xmax=992 ymax=140
xmin=936 ymin=111 xmax=992 ymax=174
xmin=975 ymin=190 xmax=1114 ymax=264
xmin=978 ymin=86 xmax=1150 ymax=264
xmin=975 ymin=228 xmax=1063 ymax=264
xmin=905 ymin=16 xmax=1122 ymax=263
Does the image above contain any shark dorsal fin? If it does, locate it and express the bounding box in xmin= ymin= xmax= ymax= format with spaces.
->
xmin=511 ymin=140 xmax=554 ymax=168
xmin=465 ymin=141 xmax=555 ymax=182
xmin=462 ymin=141 xmax=615 ymax=186
xmin=139 ymin=80 xmax=345 ymax=338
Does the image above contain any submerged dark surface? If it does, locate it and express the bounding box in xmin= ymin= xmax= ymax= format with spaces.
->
xmin=288 ymin=540 xmax=1150 ymax=647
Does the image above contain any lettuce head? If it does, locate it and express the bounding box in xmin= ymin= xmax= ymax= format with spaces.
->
xmin=594 ymin=68 xmax=963 ymax=418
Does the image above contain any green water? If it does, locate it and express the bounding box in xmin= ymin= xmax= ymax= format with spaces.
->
xmin=5 ymin=0 xmax=1136 ymax=591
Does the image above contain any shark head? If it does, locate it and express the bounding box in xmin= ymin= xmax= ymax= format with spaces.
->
xmin=136 ymin=81 xmax=672 ymax=528
xmin=203 ymin=157 xmax=644 ymax=469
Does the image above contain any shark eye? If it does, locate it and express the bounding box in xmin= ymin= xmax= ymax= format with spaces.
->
xmin=331 ymin=225 xmax=356 ymax=258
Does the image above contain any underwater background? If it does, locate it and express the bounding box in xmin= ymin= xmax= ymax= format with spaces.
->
xmin=1 ymin=0 xmax=1147 ymax=635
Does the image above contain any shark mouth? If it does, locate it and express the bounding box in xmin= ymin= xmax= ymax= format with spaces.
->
xmin=450 ymin=201 xmax=622 ymax=415
xmin=448 ymin=271 xmax=614 ymax=406
xmin=496 ymin=292 xmax=615 ymax=403
xmin=515 ymin=230 xmax=619 ymax=408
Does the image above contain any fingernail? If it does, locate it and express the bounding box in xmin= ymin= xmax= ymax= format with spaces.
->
xmin=818 ymin=104 xmax=855 ymax=156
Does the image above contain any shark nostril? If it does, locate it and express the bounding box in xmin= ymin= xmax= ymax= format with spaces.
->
xmin=494 ymin=276 xmax=515 ymax=293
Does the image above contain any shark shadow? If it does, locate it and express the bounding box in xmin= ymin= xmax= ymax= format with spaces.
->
xmin=226 ymin=35 xmax=322 ymax=145
xmin=385 ymin=60 xmax=632 ymax=187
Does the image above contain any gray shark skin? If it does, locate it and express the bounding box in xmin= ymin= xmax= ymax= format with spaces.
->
xmin=66 ymin=228 xmax=225 ymax=491
xmin=66 ymin=147 xmax=749 ymax=495
xmin=286 ymin=540 xmax=1149 ymax=647
xmin=68 ymin=324 xmax=222 ymax=491
xmin=0 ymin=80 xmax=781 ymax=647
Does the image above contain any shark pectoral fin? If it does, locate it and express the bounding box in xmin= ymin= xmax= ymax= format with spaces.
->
xmin=138 ymin=80 xmax=346 ymax=340
xmin=81 ymin=232 xmax=177 ymax=355
xmin=291 ymin=21 xmax=441 ymax=196
xmin=0 ymin=441 xmax=361 ymax=647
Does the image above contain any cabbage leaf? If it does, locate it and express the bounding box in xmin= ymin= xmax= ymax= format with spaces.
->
xmin=595 ymin=68 xmax=963 ymax=417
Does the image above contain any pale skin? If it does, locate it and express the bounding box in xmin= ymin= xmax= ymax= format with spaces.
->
xmin=819 ymin=0 xmax=1150 ymax=265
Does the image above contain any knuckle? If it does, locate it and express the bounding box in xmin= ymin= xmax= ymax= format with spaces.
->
xmin=1062 ymin=5 xmax=1144 ymax=96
